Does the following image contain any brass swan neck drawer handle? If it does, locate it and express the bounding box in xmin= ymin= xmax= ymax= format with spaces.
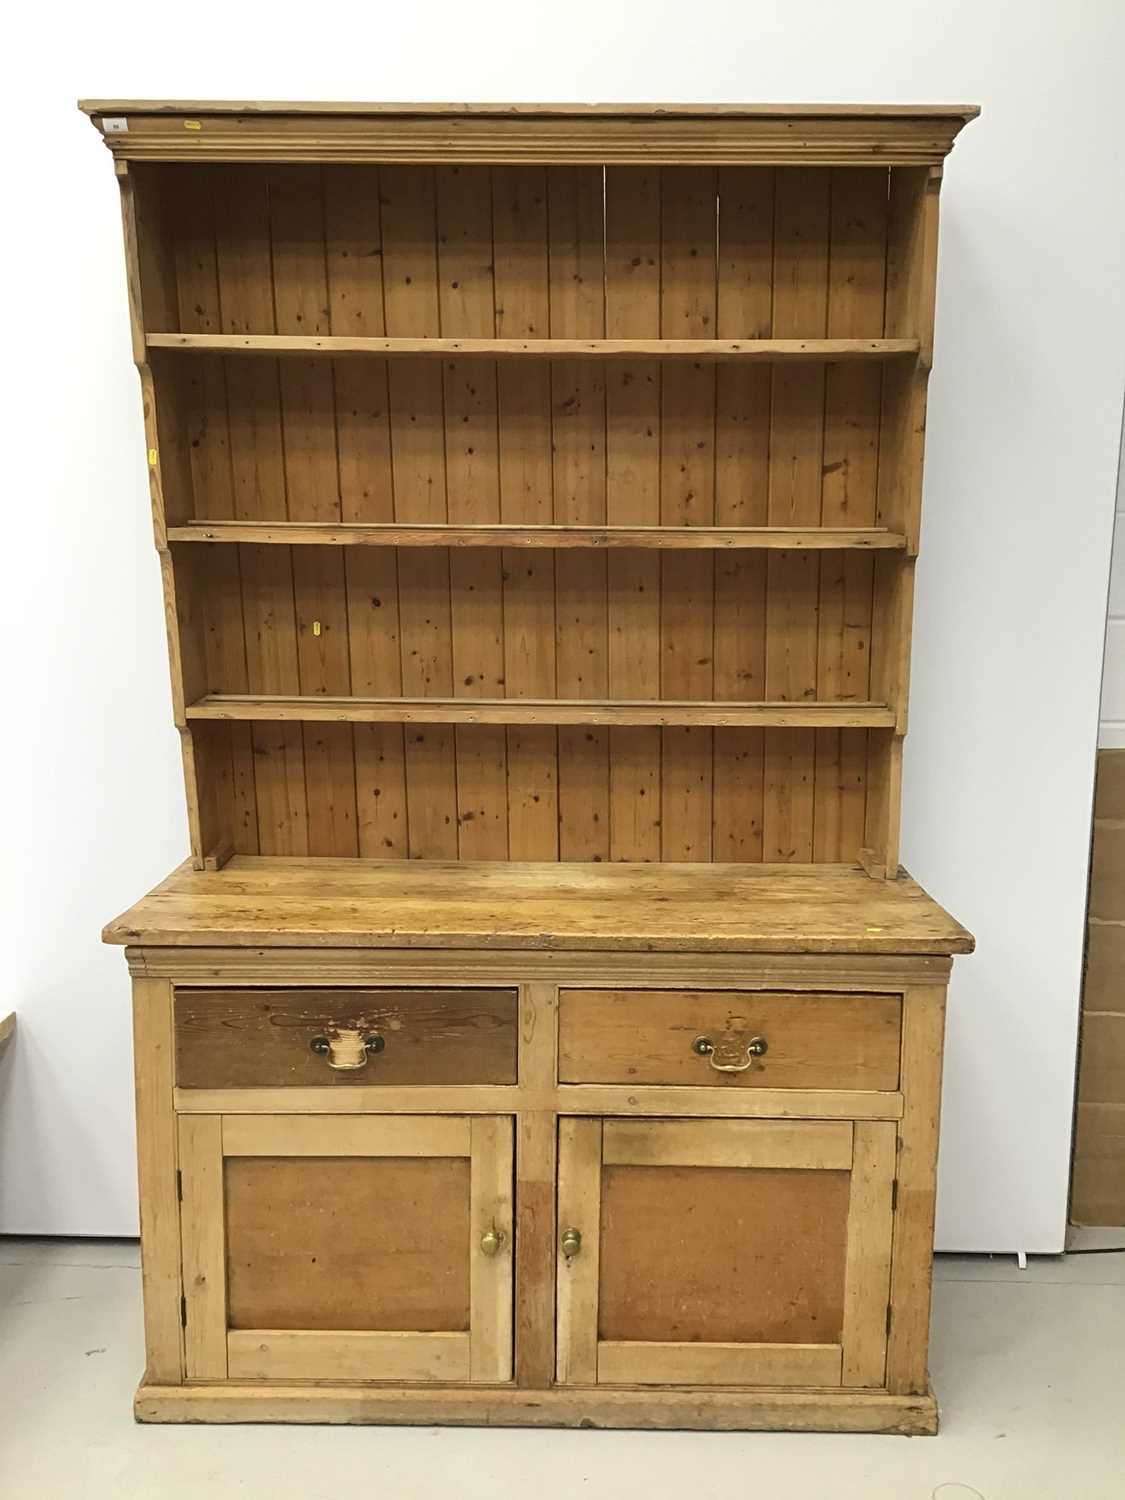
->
xmin=692 ymin=1033 xmax=768 ymax=1072
xmin=309 ymin=1029 xmax=386 ymax=1070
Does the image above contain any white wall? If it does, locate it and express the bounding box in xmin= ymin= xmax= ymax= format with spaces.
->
xmin=1097 ymin=415 xmax=1125 ymax=747
xmin=2 ymin=0 xmax=1123 ymax=1249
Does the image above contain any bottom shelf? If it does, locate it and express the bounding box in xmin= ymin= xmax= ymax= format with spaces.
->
xmin=180 ymin=717 xmax=906 ymax=876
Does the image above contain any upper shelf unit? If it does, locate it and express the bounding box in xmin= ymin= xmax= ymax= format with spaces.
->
xmin=86 ymin=100 xmax=976 ymax=874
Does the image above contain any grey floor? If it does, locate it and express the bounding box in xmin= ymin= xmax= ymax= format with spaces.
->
xmin=1 ymin=1238 xmax=1123 ymax=1500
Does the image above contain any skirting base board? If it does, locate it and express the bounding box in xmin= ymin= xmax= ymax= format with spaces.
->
xmin=135 ymin=1381 xmax=939 ymax=1435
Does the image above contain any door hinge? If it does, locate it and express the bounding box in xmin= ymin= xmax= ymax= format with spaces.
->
xmin=180 ymin=1294 xmax=187 ymax=1329
xmin=176 ymin=1169 xmax=183 ymax=1203
xmin=885 ymin=1303 xmax=893 ymax=1336
xmin=890 ymin=1178 xmax=898 ymax=1211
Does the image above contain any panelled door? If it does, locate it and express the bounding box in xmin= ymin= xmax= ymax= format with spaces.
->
xmin=557 ymin=1117 xmax=896 ymax=1388
xmin=178 ymin=1114 xmax=514 ymax=1383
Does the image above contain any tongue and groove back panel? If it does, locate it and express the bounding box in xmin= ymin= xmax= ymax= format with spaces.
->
xmin=131 ymin=159 xmax=924 ymax=866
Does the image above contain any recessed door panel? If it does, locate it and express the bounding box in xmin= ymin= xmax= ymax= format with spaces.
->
xmin=599 ymin=1164 xmax=850 ymax=1344
xmin=557 ymin=1116 xmax=895 ymax=1389
xmin=225 ymin=1155 xmax=472 ymax=1331
xmin=179 ymin=1113 xmax=514 ymax=1384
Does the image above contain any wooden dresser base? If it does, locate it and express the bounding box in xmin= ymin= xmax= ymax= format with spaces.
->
xmin=108 ymin=859 xmax=970 ymax=1437
xmin=135 ymin=1381 xmax=939 ymax=1435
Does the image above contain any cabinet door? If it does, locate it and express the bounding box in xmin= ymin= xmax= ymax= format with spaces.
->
xmin=179 ymin=1114 xmax=513 ymax=1384
xmin=556 ymin=1117 xmax=895 ymax=1389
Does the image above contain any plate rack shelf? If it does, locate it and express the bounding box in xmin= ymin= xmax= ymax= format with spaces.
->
xmin=95 ymin=104 xmax=971 ymax=878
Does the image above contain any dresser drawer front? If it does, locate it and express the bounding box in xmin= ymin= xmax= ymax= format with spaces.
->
xmin=558 ymin=990 xmax=901 ymax=1090
xmin=174 ymin=988 xmax=518 ymax=1089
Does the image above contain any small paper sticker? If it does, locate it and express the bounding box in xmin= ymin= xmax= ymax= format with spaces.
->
xmin=183 ymin=119 xmax=202 ymax=131
xmin=148 ymin=448 xmax=158 ymax=467
xmin=103 ymin=116 xmax=129 ymax=134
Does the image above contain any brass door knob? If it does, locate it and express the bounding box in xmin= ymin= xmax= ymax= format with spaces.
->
xmin=561 ymin=1227 xmax=582 ymax=1258
xmin=480 ymin=1227 xmax=506 ymax=1257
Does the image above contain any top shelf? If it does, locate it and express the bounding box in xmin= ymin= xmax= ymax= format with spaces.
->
xmin=146 ymin=334 xmax=920 ymax=362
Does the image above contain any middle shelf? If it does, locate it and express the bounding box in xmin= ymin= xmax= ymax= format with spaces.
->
xmin=184 ymin=695 xmax=896 ymax=729
xmin=147 ymin=333 xmax=920 ymax=361
xmin=168 ymin=522 xmax=907 ymax=551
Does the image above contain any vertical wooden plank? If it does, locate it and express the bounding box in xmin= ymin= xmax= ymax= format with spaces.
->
xmin=504 ymin=728 xmax=559 ymax=860
xmin=878 ymin=165 xmax=936 ymax=734
xmin=213 ymin=165 xmax=308 ymax=855
xmin=764 ymin=167 xmax=830 ymax=863
xmin=436 ymin=165 xmax=509 ymax=859
xmin=125 ymin=168 xmax=192 ymax=535
xmin=549 ymin=166 xmax=610 ymax=861
xmin=167 ymin=171 xmax=259 ymax=853
xmin=182 ymin=723 xmax=237 ymax=867
xmin=865 ymin=166 xmax=940 ymax=877
xmin=166 ymin=168 xmax=233 ymax=520
xmin=381 ymin=165 xmax=458 ymax=857
xmin=659 ymin=167 xmax=717 ymax=861
xmin=493 ymin=166 xmax=559 ymax=859
xmin=864 ymin=541 xmax=914 ymax=876
xmin=516 ymin=1111 xmax=558 ymax=1386
xmin=816 ymin=169 xmax=888 ymax=863
xmin=131 ymin=978 xmax=183 ymax=1384
xmin=122 ymin=170 xmax=210 ymax=855
xmin=556 ymin=1117 xmax=602 ymax=1385
xmin=879 ymin=167 xmax=940 ymax=548
xmin=167 ymin=549 xmax=237 ymax=857
xmin=605 ymin=166 xmax=662 ymax=860
xmin=515 ymin=981 xmax=558 ymax=1387
xmin=841 ymin=1119 xmax=897 ymax=1387
xmin=470 ymin=1116 xmax=515 ymax=1383
xmin=886 ymin=986 xmax=947 ymax=1393
xmin=127 ymin=166 xmax=180 ymax=343
xmin=713 ymin=166 xmax=774 ymax=861
xmin=519 ymin=980 xmax=559 ymax=1094
xmin=862 ymin=732 xmax=904 ymax=881
xmin=178 ymin=1114 xmax=227 ymax=1380
xmin=324 ymin=164 xmax=409 ymax=860
xmin=269 ymin=167 xmax=357 ymax=857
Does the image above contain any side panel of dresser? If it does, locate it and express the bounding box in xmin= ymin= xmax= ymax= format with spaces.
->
xmin=132 ymin=978 xmax=184 ymax=1383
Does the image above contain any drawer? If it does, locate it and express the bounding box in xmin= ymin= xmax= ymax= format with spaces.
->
xmin=174 ymin=988 xmax=518 ymax=1089
xmin=558 ymin=990 xmax=901 ymax=1090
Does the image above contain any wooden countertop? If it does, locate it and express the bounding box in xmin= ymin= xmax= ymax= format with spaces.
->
xmin=104 ymin=859 xmax=973 ymax=956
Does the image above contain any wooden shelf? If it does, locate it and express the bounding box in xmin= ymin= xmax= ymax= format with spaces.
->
xmin=186 ymin=695 xmax=895 ymax=729
xmin=147 ymin=333 xmax=919 ymax=362
xmin=168 ymin=522 xmax=907 ymax=552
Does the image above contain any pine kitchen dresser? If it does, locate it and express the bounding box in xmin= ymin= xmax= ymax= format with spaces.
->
xmin=85 ymin=99 xmax=977 ymax=1433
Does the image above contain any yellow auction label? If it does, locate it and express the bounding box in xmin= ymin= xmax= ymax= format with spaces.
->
xmin=183 ymin=119 xmax=202 ymax=131
xmin=148 ymin=448 xmax=158 ymax=466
